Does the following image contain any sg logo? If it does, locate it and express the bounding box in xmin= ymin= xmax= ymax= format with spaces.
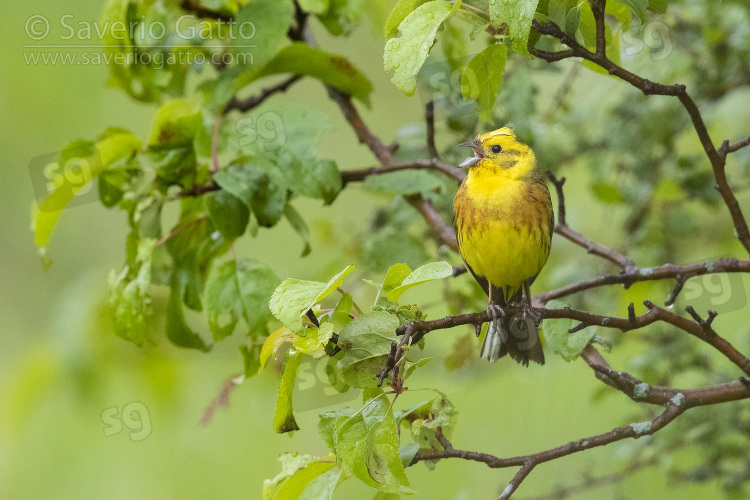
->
xmin=682 ymin=257 xmax=747 ymax=314
xmin=293 ymin=357 xmax=357 ymax=412
xmin=29 ymin=149 xmax=100 ymax=211
xmin=101 ymin=401 xmax=152 ymax=442
xmin=236 ymin=111 xmax=286 ymax=151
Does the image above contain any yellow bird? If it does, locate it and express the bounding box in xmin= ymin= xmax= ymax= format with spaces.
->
xmin=453 ymin=128 xmax=553 ymax=365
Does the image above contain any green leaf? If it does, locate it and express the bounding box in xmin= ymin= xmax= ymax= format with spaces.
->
xmin=542 ymin=300 xmax=596 ymax=361
xmin=337 ymin=312 xmax=399 ymax=388
xmin=592 ymin=182 xmax=625 ymax=204
xmin=107 ymin=238 xmax=156 ymax=347
xmin=647 ymin=0 xmax=669 ymax=13
xmin=269 ymin=265 xmax=356 ymax=331
xmin=489 ymin=0 xmax=540 ymax=56
xmin=547 ymin=0 xmax=582 ymax=36
xmin=336 ymin=394 xmax=412 ymax=493
xmin=362 ymin=170 xmax=443 ymax=195
xmin=239 ymin=344 xmax=261 ymax=379
xmin=213 ymin=157 xmax=288 ymax=227
xmin=383 ymin=0 xmax=462 ymax=96
xmin=204 ymin=259 xmax=280 ymax=341
xmin=274 ymin=353 xmax=304 ymax=433
xmin=33 ymin=131 xmax=141 ymax=249
xmin=205 ymin=190 xmax=250 ymax=242
xmin=259 ymin=327 xmax=294 ymax=371
xmin=284 ymin=204 xmax=312 ymax=257
xmin=166 ymin=273 xmax=210 ymax=351
xmin=387 ymin=261 xmax=453 ymax=302
xmin=331 ymin=293 xmax=355 ymax=327
xmin=233 ymin=0 xmax=295 ymax=88
xmin=280 ymin=156 xmax=342 ymax=205
xmin=256 ymin=43 xmax=373 ymax=106
xmin=383 ymin=263 xmax=413 ymax=295
xmin=319 ymin=408 xmax=357 ymax=452
xmin=364 ymin=411 xmax=412 ymax=492
xmin=384 ymin=0 xmax=431 ymax=38
xmin=461 ymin=44 xmax=507 ymax=123
xmin=396 ymin=392 xmax=457 ymax=470
xmin=262 ymin=452 xmax=339 ymax=500
xmin=147 ymin=99 xmax=201 ymax=146
xmin=293 ymin=322 xmax=335 ymax=357
xmin=298 ymin=0 xmax=329 ymax=14
xmin=298 ymin=468 xmax=342 ymax=500
xmin=614 ymin=0 xmax=647 ymax=23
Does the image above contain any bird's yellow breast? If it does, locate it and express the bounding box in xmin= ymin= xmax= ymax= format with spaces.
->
xmin=453 ymin=166 xmax=552 ymax=301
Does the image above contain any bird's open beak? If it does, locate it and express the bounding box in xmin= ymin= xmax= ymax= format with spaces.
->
xmin=458 ymin=137 xmax=483 ymax=167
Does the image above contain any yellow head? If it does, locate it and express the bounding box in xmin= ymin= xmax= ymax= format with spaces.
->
xmin=458 ymin=127 xmax=537 ymax=180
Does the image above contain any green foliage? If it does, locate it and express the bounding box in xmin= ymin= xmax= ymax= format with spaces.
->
xmin=489 ymin=0 xmax=540 ymax=56
xmin=32 ymin=0 xmax=750 ymax=497
xmin=542 ymin=300 xmax=597 ymax=361
xmin=461 ymin=43 xmax=507 ymax=122
xmin=384 ymin=1 xmax=462 ymax=95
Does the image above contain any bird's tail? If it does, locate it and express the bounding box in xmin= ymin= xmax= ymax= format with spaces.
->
xmin=480 ymin=314 xmax=545 ymax=366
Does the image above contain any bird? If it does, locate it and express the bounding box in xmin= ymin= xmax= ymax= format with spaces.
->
xmin=452 ymin=128 xmax=553 ymax=365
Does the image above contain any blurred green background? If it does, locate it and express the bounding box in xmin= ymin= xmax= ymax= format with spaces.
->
xmin=2 ymin=1 xmax=750 ymax=499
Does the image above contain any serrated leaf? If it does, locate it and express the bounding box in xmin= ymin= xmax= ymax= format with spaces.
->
xmin=337 ymin=312 xmax=399 ymax=388
xmin=274 ymin=353 xmax=304 ymax=433
xmin=256 ymin=43 xmax=373 ymax=106
xmin=543 ymin=300 xmax=596 ymax=361
xmin=383 ymin=1 xmax=462 ymax=96
xmin=204 ymin=259 xmax=279 ymax=341
xmin=269 ymin=265 xmax=356 ymax=331
xmin=262 ymin=452 xmax=339 ymax=500
xmin=336 ymin=395 xmax=412 ymax=493
xmin=489 ymin=0 xmax=540 ymax=56
xmin=387 ymin=261 xmax=453 ymax=302
xmin=319 ymin=407 xmax=356 ymax=452
xmin=384 ymin=0 xmax=431 ymax=39
xmin=461 ymin=44 xmax=507 ymax=123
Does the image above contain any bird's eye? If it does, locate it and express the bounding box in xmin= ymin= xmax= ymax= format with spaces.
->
xmin=491 ymin=145 xmax=502 ymax=154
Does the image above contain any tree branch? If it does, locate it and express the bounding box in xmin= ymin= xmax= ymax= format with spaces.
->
xmin=530 ymin=19 xmax=750 ymax=255
xmin=224 ymin=75 xmax=303 ymax=114
xmin=546 ymin=172 xmax=635 ymax=270
xmin=537 ymin=257 xmax=750 ymax=302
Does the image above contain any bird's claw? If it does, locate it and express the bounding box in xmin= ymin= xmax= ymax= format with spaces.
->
xmin=487 ymin=303 xmax=505 ymax=321
xmin=521 ymin=305 xmax=543 ymax=326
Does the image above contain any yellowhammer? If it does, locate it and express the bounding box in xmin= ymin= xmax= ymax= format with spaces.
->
xmin=453 ymin=128 xmax=554 ymax=365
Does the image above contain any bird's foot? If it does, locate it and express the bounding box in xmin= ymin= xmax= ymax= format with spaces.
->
xmin=520 ymin=304 xmax=543 ymax=326
xmin=487 ymin=303 xmax=506 ymax=321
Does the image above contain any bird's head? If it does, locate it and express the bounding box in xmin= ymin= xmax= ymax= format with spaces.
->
xmin=458 ymin=127 xmax=535 ymax=177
